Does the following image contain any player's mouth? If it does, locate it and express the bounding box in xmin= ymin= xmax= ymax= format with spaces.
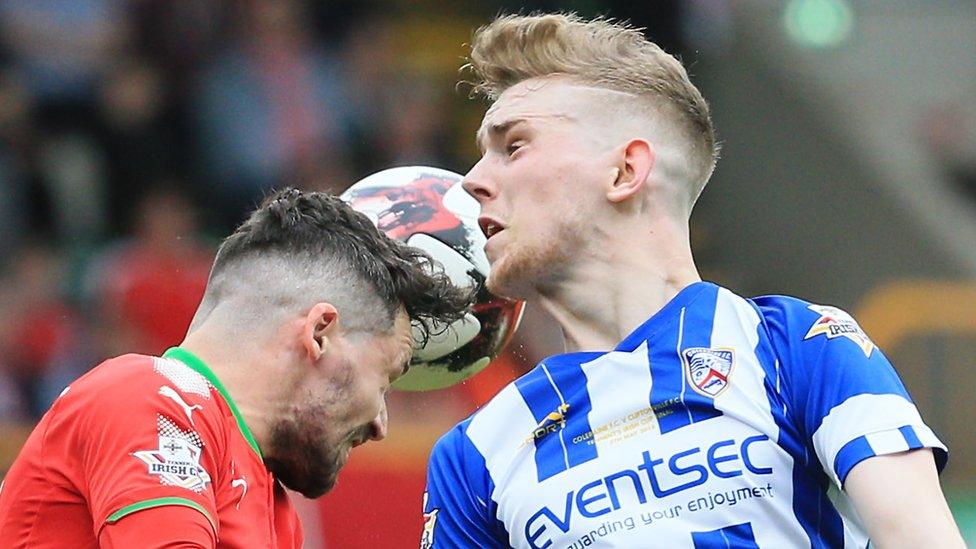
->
xmin=478 ymin=216 xmax=506 ymax=240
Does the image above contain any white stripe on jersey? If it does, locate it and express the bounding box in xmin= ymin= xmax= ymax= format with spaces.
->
xmin=812 ymin=393 xmax=926 ymax=487
xmin=580 ymin=343 xmax=659 ymax=460
xmin=712 ymin=289 xmax=809 ymax=548
xmin=865 ymin=430 xmax=911 ymax=455
xmin=468 ymin=382 xmax=539 ymax=488
xmin=467 ymin=380 xmax=543 ymax=538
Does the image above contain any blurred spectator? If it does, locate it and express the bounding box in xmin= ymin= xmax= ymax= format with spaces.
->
xmin=0 ymin=0 xmax=130 ymax=132
xmin=97 ymin=56 xmax=185 ymax=236
xmin=0 ymin=241 xmax=84 ymax=419
xmin=377 ymin=76 xmax=453 ymax=168
xmin=83 ymin=185 xmax=213 ymax=357
xmin=0 ymin=0 xmax=131 ymax=245
xmin=193 ymin=0 xmax=356 ymax=230
xmin=128 ymin=0 xmax=222 ymax=92
xmin=336 ymin=9 xmax=469 ymax=174
xmin=0 ymin=278 xmax=28 ymax=422
xmin=0 ymin=70 xmax=34 ymax=264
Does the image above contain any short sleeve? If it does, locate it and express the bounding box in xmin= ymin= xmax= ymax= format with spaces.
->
xmin=99 ymin=503 xmax=216 ymax=548
xmin=51 ymin=360 xmax=223 ymax=539
xmin=754 ymin=296 xmax=947 ymax=488
xmin=423 ymin=420 xmax=506 ymax=548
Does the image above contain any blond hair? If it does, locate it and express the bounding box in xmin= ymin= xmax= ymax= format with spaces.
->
xmin=466 ymin=13 xmax=718 ymax=196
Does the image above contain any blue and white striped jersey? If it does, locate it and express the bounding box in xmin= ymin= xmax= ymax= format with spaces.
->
xmin=422 ymin=282 xmax=947 ymax=548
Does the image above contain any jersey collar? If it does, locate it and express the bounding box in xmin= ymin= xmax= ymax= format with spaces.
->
xmin=614 ymin=281 xmax=714 ymax=353
xmin=162 ymin=347 xmax=263 ymax=459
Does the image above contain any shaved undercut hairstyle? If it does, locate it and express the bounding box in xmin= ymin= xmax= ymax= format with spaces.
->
xmin=467 ymin=12 xmax=719 ymax=200
xmin=191 ymin=188 xmax=474 ymax=342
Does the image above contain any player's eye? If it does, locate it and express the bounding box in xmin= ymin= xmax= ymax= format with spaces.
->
xmin=506 ymin=140 xmax=525 ymax=157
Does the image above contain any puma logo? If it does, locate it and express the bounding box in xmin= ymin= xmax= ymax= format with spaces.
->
xmin=159 ymin=386 xmax=204 ymax=425
xmin=231 ymin=477 xmax=248 ymax=509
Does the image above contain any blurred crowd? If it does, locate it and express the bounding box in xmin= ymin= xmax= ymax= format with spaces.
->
xmin=0 ymin=0 xmax=690 ymax=425
xmin=0 ymin=0 xmax=483 ymax=423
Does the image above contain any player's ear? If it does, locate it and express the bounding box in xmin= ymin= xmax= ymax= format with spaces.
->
xmin=302 ymin=302 xmax=339 ymax=361
xmin=606 ymin=138 xmax=654 ymax=204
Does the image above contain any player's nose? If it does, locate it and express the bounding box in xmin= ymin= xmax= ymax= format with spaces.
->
xmin=366 ymin=406 xmax=388 ymax=442
xmin=462 ymin=160 xmax=496 ymax=202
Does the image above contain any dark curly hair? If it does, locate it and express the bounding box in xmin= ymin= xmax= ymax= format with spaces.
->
xmin=199 ymin=188 xmax=474 ymax=343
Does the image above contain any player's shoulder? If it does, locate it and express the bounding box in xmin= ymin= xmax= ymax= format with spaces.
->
xmin=66 ymin=353 xmax=212 ymax=402
xmin=748 ymin=293 xmax=857 ymax=337
xmin=748 ymin=292 xmax=879 ymax=362
xmin=748 ymin=293 xmax=820 ymax=323
xmin=56 ymin=351 xmax=220 ymax=430
xmin=432 ymin=359 xmax=562 ymax=464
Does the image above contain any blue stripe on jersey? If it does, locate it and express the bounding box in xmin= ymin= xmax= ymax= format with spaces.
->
xmin=460 ymin=419 xmax=512 ymax=544
xmin=899 ymin=425 xmax=923 ymax=447
xmin=515 ymin=354 xmax=602 ymax=483
xmin=426 ymin=418 xmax=510 ymax=546
xmin=750 ymin=298 xmax=844 ymax=548
xmin=691 ymin=522 xmax=759 ymax=548
xmin=649 ymin=285 xmax=723 ymax=434
xmin=833 ymin=435 xmax=874 ymax=485
xmin=833 ymin=426 xmax=930 ymax=486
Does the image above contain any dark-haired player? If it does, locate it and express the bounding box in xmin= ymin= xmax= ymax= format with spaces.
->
xmin=0 ymin=188 xmax=473 ymax=548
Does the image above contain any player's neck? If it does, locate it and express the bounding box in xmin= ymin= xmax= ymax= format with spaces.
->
xmin=538 ymin=226 xmax=701 ymax=353
xmin=177 ymin=328 xmax=276 ymax=454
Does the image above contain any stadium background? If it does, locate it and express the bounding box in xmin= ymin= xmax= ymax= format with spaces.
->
xmin=0 ymin=0 xmax=972 ymax=546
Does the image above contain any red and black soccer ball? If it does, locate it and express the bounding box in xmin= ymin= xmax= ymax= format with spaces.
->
xmin=342 ymin=166 xmax=524 ymax=391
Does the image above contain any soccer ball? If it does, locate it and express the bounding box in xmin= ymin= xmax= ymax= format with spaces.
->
xmin=341 ymin=166 xmax=525 ymax=391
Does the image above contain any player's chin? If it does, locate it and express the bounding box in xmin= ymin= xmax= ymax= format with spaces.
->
xmin=486 ymin=257 xmax=540 ymax=301
xmin=286 ymin=464 xmax=341 ymax=499
xmin=270 ymin=450 xmax=345 ymax=499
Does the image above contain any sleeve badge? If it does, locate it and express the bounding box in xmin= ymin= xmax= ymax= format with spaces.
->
xmin=803 ymin=305 xmax=875 ymax=357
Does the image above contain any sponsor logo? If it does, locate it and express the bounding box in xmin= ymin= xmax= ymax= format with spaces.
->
xmin=683 ymin=348 xmax=735 ymax=398
xmin=523 ymin=435 xmax=773 ymax=549
xmin=132 ymin=435 xmax=212 ymax=493
xmin=420 ymin=492 xmax=439 ymax=549
xmin=521 ymin=403 xmax=570 ymax=447
xmin=803 ymin=305 xmax=875 ymax=357
xmin=159 ymin=386 xmax=204 ymax=425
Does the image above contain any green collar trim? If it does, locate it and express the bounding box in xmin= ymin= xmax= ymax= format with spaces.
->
xmin=162 ymin=347 xmax=263 ymax=459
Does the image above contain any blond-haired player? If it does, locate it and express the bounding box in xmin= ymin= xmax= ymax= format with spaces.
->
xmin=421 ymin=13 xmax=963 ymax=549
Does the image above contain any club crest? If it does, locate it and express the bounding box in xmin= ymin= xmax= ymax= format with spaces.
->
xmin=683 ymin=347 xmax=735 ymax=398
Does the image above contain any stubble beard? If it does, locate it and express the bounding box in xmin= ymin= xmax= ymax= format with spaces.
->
xmin=486 ymin=225 xmax=579 ymax=300
xmin=264 ymin=356 xmax=370 ymax=498
xmin=265 ymin=413 xmax=347 ymax=499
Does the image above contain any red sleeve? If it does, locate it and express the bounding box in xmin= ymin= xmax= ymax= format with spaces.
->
xmin=49 ymin=356 xmax=225 ymax=540
xmin=99 ymin=504 xmax=216 ymax=548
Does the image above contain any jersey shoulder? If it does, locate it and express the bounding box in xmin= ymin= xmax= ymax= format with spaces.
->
xmin=749 ymin=293 xmax=879 ymax=360
xmin=59 ymin=353 xmax=220 ymax=423
xmin=434 ymin=353 xmax=601 ymax=481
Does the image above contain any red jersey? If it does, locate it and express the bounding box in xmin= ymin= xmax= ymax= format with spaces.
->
xmin=0 ymin=348 xmax=302 ymax=548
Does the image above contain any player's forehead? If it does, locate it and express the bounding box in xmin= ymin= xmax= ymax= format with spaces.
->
xmin=476 ymin=77 xmax=634 ymax=145
xmin=478 ymin=79 xmax=577 ymax=138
